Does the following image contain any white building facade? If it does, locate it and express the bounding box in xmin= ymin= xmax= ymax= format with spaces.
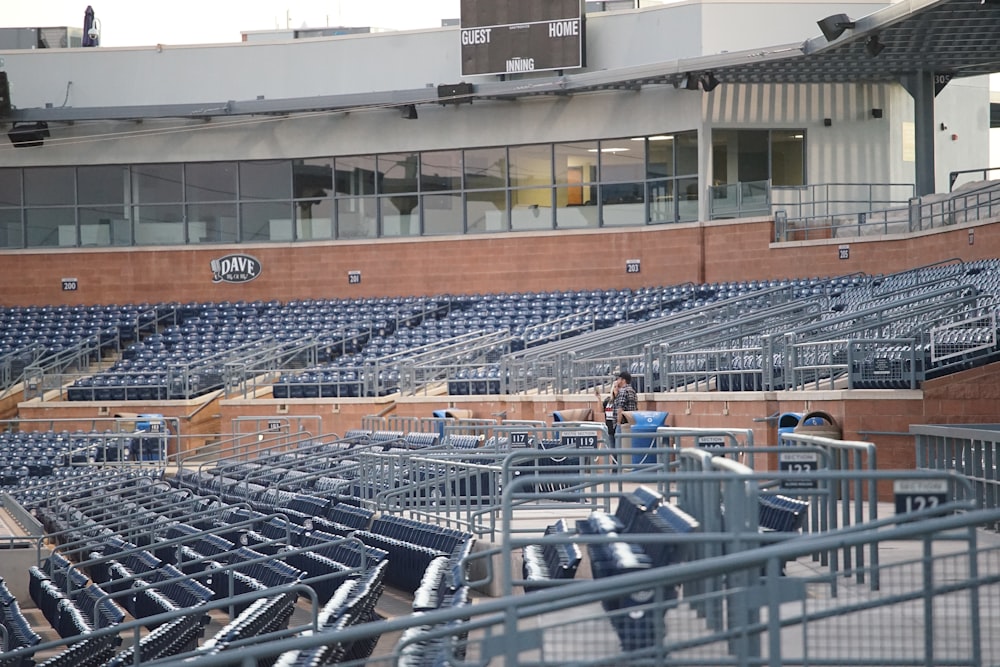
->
xmin=0 ymin=0 xmax=989 ymax=248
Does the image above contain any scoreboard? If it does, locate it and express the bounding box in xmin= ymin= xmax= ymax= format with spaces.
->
xmin=460 ymin=0 xmax=586 ymax=77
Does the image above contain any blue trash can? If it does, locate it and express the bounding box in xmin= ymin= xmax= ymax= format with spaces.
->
xmin=432 ymin=409 xmax=449 ymax=438
xmin=777 ymin=412 xmax=802 ymax=446
xmin=622 ymin=410 xmax=669 ymax=465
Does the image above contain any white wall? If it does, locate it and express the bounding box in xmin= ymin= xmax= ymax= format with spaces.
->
xmin=0 ymin=0 xmax=890 ymax=111
xmin=0 ymin=0 xmax=989 ymax=200
xmin=698 ymin=0 xmax=887 ymax=55
xmin=931 ymin=76 xmax=991 ymax=192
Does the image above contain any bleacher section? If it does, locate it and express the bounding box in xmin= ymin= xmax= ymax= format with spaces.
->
xmin=0 ymin=454 xmax=476 ymax=666
xmin=1 ymin=260 xmax=996 ymax=406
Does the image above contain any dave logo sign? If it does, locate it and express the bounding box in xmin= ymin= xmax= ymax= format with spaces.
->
xmin=211 ymin=254 xmax=261 ymax=284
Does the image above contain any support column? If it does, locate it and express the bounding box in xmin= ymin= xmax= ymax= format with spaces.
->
xmin=903 ymin=70 xmax=937 ymax=196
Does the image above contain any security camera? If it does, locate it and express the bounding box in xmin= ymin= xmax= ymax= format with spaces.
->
xmin=87 ymin=27 xmax=99 ymax=40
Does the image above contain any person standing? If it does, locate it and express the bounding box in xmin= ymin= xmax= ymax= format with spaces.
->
xmin=594 ymin=369 xmax=638 ymax=440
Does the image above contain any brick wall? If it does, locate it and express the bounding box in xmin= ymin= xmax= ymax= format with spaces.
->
xmin=2 ymin=217 xmax=996 ymax=307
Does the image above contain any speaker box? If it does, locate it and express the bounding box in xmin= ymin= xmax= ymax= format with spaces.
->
xmin=437 ymin=82 xmax=474 ymax=104
xmin=8 ymin=122 xmax=49 ymax=148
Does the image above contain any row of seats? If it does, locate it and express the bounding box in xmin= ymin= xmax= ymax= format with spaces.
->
xmin=175 ymin=473 xmax=472 ymax=596
xmin=521 ymin=519 xmax=583 ymax=593
xmin=101 ymin=612 xmax=202 ymax=667
xmin=273 ymin=561 xmax=388 ymax=666
xmin=192 ymin=591 xmax=297 ymax=660
xmin=395 ymin=556 xmax=473 ymax=666
xmin=577 ymin=511 xmax=662 ymax=653
xmin=28 ymin=567 xmax=97 ymax=640
xmin=0 ymin=576 xmax=41 ymax=659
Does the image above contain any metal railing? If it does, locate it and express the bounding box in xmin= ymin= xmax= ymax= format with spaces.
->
xmin=0 ymin=343 xmax=45 ymax=397
xmin=707 ymin=179 xmax=772 ymax=219
xmin=774 ymin=179 xmax=1000 ymax=242
xmin=399 ymin=330 xmax=513 ymax=396
xmin=949 ymin=166 xmax=1000 ymax=191
xmin=22 ymin=333 xmax=110 ymax=401
xmin=913 ymin=422 xmax=1000 ymax=526
xmin=503 ymin=283 xmax=807 ymax=395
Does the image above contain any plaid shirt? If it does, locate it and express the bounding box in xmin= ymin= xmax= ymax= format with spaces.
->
xmin=611 ymin=383 xmax=637 ymax=424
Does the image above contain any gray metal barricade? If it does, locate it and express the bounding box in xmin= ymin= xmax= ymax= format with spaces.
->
xmin=913 ymin=422 xmax=1000 ymax=526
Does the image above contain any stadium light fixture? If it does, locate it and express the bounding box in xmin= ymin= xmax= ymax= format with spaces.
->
xmin=700 ymin=72 xmax=721 ymax=92
xmin=817 ymin=13 xmax=856 ymax=41
xmin=865 ymin=34 xmax=886 ymax=57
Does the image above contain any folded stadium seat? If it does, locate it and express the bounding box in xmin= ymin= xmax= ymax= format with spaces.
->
xmin=449 ymin=368 xmax=470 ymax=395
xmin=73 ymin=584 xmax=125 ymax=629
xmin=300 ymin=372 xmax=321 ymax=399
xmin=404 ymin=432 xmax=440 ymax=449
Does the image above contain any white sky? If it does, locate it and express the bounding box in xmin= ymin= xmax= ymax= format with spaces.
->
xmin=2 ymin=1 xmax=462 ymax=47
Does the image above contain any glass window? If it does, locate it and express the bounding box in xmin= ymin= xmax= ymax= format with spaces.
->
xmin=771 ymin=130 xmax=805 ymax=186
xmin=378 ymin=153 xmax=419 ymax=195
xmin=559 ymin=179 xmax=596 ymax=209
xmin=380 ymin=194 xmax=420 ymax=237
xmin=80 ymin=206 xmax=129 ymax=246
xmin=0 ymin=170 xmax=20 ymax=206
xmin=132 ymin=164 xmax=182 ymax=204
xmin=509 ymin=144 xmax=552 ymax=188
xmin=677 ymin=177 xmax=699 ymax=222
xmin=25 ymin=167 xmax=74 ymax=206
xmin=240 ymin=161 xmax=291 ymax=200
xmin=0 ymin=209 xmax=23 ymax=248
xmin=647 ymin=180 xmax=674 ymax=224
xmin=511 ymin=187 xmax=553 ymax=231
xmin=464 ymin=147 xmax=506 ymax=190
xmin=26 ymin=208 xmax=75 ymax=247
xmin=423 ymin=194 xmax=463 ymax=235
xmin=334 ymin=156 xmax=376 ymax=196
xmin=646 ymin=135 xmax=674 ymax=179
xmin=188 ymin=202 xmax=237 ymax=243
xmin=601 ymin=181 xmax=645 ymax=227
xmin=555 ymin=142 xmax=598 ymax=186
xmin=186 ymin=162 xmax=237 ymax=202
xmin=556 ymin=187 xmax=598 ymax=229
xmin=599 ymin=139 xmax=645 ymax=226
xmin=712 ymin=127 xmax=806 ymax=193
xmin=675 ymin=131 xmax=699 ymax=177
xmin=294 ymin=158 xmax=333 ymax=199
xmin=421 ymin=150 xmax=462 ymax=192
xmin=466 ymin=190 xmax=507 ymax=233
xmin=735 ymin=130 xmax=770 ymax=183
xmin=295 ymin=198 xmax=334 ymax=241
xmin=133 ymin=204 xmax=184 ymax=244
xmin=600 ymin=140 xmax=644 ymax=183
xmin=600 ymin=181 xmax=644 ymax=206
xmin=337 ymin=197 xmax=377 ymax=239
xmin=241 ymin=201 xmax=293 ymax=242
xmin=78 ymin=166 xmax=127 ymax=205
